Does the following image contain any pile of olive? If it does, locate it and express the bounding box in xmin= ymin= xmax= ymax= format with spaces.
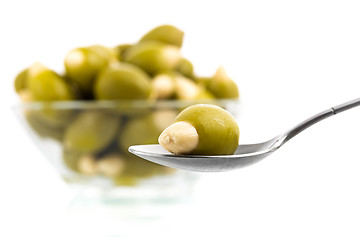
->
xmin=14 ymin=25 xmax=239 ymax=186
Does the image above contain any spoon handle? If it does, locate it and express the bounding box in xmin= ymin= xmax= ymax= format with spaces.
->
xmin=332 ymin=98 xmax=360 ymax=114
xmin=281 ymin=97 xmax=360 ymax=145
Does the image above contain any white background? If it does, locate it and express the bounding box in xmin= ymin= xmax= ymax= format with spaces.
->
xmin=1 ymin=0 xmax=360 ymax=239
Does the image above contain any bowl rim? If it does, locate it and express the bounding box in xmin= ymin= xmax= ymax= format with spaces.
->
xmin=13 ymin=98 xmax=240 ymax=110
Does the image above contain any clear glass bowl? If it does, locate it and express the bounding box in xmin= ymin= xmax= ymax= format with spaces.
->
xmin=14 ymin=99 xmax=240 ymax=201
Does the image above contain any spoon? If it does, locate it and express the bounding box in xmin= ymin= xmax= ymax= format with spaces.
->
xmin=129 ymin=98 xmax=360 ymax=172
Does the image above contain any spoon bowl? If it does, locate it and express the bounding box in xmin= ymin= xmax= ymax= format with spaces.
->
xmin=129 ymin=135 xmax=283 ymax=172
xmin=129 ymin=143 xmax=274 ymax=172
xmin=129 ymin=98 xmax=360 ymax=172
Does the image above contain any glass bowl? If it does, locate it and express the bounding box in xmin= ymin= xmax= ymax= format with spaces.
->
xmin=13 ymin=99 xmax=240 ymax=201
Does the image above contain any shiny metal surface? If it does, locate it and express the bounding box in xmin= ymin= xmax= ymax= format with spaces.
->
xmin=129 ymin=98 xmax=360 ymax=172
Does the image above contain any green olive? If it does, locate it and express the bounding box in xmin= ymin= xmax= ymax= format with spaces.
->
xmin=118 ymin=110 xmax=177 ymax=153
xmin=88 ymin=45 xmax=117 ymax=62
xmin=124 ymin=41 xmax=181 ymax=75
xmin=64 ymin=46 xmax=111 ymax=95
xmin=25 ymin=110 xmax=64 ymax=141
xmin=175 ymin=58 xmax=194 ymax=79
xmin=197 ymin=90 xmax=215 ymax=100
xmin=151 ymin=72 xmax=176 ymax=99
xmin=62 ymin=73 xmax=86 ymax=100
xmin=62 ymin=148 xmax=97 ymax=175
xmin=113 ymin=44 xmax=133 ymax=61
xmin=113 ymin=130 xmax=175 ymax=181
xmin=113 ymin=173 xmax=139 ymax=186
xmin=14 ymin=68 xmax=29 ymax=94
xmin=112 ymin=154 xmax=172 ymax=185
xmin=195 ymin=76 xmax=212 ymax=88
xmin=18 ymin=89 xmax=33 ymax=102
xmin=64 ymin=110 xmax=121 ymax=153
xmin=120 ymin=154 xmax=166 ymax=178
xmin=174 ymin=75 xmax=214 ymax=100
xmin=207 ymin=67 xmax=239 ymax=99
xmin=94 ymin=62 xmax=151 ymax=100
xmin=159 ymin=104 xmax=240 ymax=155
xmin=62 ymin=148 xmax=82 ymax=172
xmin=21 ymin=64 xmax=76 ymax=128
xmin=97 ymin=152 xmax=125 ymax=178
xmin=139 ymin=25 xmax=184 ymax=47
xmin=28 ymin=106 xmax=75 ymax=129
xmin=27 ymin=63 xmax=75 ymax=101
xmin=124 ymin=155 xmax=157 ymax=178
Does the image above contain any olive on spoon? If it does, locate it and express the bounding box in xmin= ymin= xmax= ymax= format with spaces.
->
xmin=129 ymin=98 xmax=360 ymax=172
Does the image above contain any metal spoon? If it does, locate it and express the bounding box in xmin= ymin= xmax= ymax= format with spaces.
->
xmin=129 ymin=98 xmax=360 ymax=172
